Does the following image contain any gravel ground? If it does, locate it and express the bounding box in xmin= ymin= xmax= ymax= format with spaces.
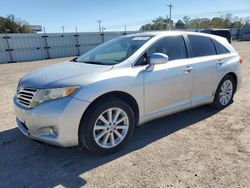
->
xmin=0 ymin=42 xmax=250 ymax=188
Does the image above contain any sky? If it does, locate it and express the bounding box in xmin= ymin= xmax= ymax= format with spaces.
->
xmin=1 ymin=0 xmax=250 ymax=33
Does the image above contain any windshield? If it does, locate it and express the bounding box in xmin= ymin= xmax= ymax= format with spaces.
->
xmin=76 ymin=36 xmax=152 ymax=65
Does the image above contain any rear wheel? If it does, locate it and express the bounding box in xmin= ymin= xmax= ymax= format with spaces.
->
xmin=79 ymin=98 xmax=135 ymax=154
xmin=212 ymin=75 xmax=236 ymax=108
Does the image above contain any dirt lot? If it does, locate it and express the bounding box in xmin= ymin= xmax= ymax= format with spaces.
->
xmin=0 ymin=42 xmax=250 ymax=188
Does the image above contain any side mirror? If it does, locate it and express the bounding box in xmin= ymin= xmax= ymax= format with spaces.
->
xmin=146 ymin=53 xmax=169 ymax=71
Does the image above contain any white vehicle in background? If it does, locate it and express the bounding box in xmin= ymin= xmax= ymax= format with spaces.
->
xmin=14 ymin=31 xmax=242 ymax=154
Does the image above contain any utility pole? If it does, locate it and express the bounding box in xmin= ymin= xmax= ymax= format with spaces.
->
xmin=97 ymin=20 xmax=102 ymax=32
xmin=43 ymin=26 xmax=46 ymax=34
xmin=166 ymin=15 xmax=168 ymax=30
xmin=62 ymin=26 xmax=65 ymax=33
xmin=102 ymin=26 xmax=106 ymax=33
xmin=167 ymin=3 xmax=174 ymax=30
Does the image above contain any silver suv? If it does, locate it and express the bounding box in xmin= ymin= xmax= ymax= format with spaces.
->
xmin=14 ymin=31 xmax=242 ymax=154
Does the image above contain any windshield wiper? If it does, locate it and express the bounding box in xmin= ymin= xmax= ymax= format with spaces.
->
xmin=70 ymin=57 xmax=78 ymax=62
xmin=80 ymin=61 xmax=110 ymax=65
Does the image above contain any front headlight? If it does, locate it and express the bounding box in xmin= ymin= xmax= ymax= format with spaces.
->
xmin=30 ymin=86 xmax=80 ymax=108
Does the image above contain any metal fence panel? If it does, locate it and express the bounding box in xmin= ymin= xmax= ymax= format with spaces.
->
xmin=46 ymin=33 xmax=78 ymax=58
xmin=242 ymin=34 xmax=250 ymax=41
xmin=0 ymin=29 xmax=246 ymax=64
xmin=49 ymin=46 xmax=78 ymax=58
xmin=78 ymin=33 xmax=103 ymax=44
xmin=242 ymin=25 xmax=250 ymax=34
xmin=8 ymin=33 xmax=45 ymax=49
xmin=0 ymin=51 xmax=11 ymax=63
xmin=12 ymin=49 xmax=48 ymax=62
xmin=103 ymin=32 xmax=124 ymax=42
xmin=0 ymin=35 xmax=11 ymax=63
xmin=78 ymin=33 xmax=103 ymax=55
xmin=6 ymin=33 xmax=47 ymax=62
xmin=79 ymin=44 xmax=98 ymax=55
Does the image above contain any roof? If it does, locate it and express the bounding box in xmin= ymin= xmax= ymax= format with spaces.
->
xmin=125 ymin=31 xmax=215 ymax=38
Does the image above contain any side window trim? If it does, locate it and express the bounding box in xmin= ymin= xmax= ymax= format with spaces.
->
xmin=210 ymin=38 xmax=219 ymax=55
xmin=183 ymin=34 xmax=192 ymax=58
xmin=209 ymin=37 xmax=218 ymax=55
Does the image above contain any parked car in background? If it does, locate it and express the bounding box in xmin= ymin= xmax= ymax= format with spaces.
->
xmin=200 ymin=29 xmax=232 ymax=43
xmin=14 ymin=31 xmax=242 ymax=154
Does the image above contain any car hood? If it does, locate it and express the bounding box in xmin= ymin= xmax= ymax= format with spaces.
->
xmin=20 ymin=61 xmax=113 ymax=88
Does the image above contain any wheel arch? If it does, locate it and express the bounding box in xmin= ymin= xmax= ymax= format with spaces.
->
xmin=78 ymin=91 xmax=140 ymax=142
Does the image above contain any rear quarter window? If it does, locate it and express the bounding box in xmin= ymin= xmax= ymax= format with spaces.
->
xmin=188 ymin=35 xmax=216 ymax=57
xmin=211 ymin=39 xmax=230 ymax=55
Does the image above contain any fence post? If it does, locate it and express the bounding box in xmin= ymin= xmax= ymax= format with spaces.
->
xmin=100 ymin=32 xmax=105 ymax=43
xmin=4 ymin=33 xmax=14 ymax=63
xmin=74 ymin=33 xmax=80 ymax=56
xmin=42 ymin=28 xmax=50 ymax=59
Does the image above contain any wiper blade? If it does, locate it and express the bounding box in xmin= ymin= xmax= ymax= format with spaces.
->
xmin=80 ymin=61 xmax=109 ymax=65
xmin=70 ymin=57 xmax=78 ymax=62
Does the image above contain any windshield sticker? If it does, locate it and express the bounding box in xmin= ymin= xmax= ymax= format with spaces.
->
xmin=132 ymin=37 xmax=150 ymax=41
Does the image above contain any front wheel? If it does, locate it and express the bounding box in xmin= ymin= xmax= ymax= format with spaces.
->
xmin=212 ymin=75 xmax=236 ymax=109
xmin=79 ymin=98 xmax=135 ymax=154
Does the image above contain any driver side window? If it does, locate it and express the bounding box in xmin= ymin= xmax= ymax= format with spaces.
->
xmin=148 ymin=35 xmax=187 ymax=61
xmin=135 ymin=35 xmax=187 ymax=66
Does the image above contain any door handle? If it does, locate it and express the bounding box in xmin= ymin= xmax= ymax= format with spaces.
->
xmin=217 ymin=59 xmax=224 ymax=66
xmin=183 ymin=66 xmax=193 ymax=73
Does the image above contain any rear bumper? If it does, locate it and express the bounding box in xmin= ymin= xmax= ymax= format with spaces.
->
xmin=14 ymin=96 xmax=90 ymax=147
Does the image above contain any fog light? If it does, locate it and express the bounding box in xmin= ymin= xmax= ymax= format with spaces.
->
xmin=49 ymin=127 xmax=57 ymax=136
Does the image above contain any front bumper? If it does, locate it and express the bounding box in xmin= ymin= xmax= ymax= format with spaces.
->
xmin=13 ymin=96 xmax=90 ymax=147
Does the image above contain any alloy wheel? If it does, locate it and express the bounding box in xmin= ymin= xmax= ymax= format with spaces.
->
xmin=93 ymin=108 xmax=129 ymax=149
xmin=219 ymin=80 xmax=233 ymax=106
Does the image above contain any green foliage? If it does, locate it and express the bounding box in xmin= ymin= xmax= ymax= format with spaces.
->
xmin=140 ymin=17 xmax=173 ymax=31
xmin=0 ymin=15 xmax=33 ymax=33
xmin=175 ymin=20 xmax=185 ymax=29
xmin=140 ymin=14 xmax=245 ymax=31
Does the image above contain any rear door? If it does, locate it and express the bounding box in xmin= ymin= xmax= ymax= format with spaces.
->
xmin=187 ymin=35 xmax=223 ymax=105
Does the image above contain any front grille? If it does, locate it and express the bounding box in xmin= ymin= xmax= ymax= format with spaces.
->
xmin=17 ymin=88 xmax=38 ymax=108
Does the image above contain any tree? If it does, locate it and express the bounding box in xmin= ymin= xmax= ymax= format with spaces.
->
xmin=175 ymin=20 xmax=185 ymax=29
xmin=0 ymin=15 xmax=33 ymax=33
xmin=140 ymin=13 xmax=246 ymax=31
xmin=188 ymin=18 xmax=202 ymax=29
xmin=210 ymin=17 xmax=224 ymax=28
xmin=140 ymin=17 xmax=166 ymax=31
xmin=242 ymin=16 xmax=250 ymax=25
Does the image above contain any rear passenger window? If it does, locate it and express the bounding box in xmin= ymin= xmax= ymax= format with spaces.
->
xmin=148 ymin=36 xmax=187 ymax=61
xmin=188 ymin=35 xmax=216 ymax=57
xmin=212 ymin=39 xmax=230 ymax=54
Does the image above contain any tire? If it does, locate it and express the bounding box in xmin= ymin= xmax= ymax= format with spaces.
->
xmin=79 ymin=98 xmax=135 ymax=155
xmin=212 ymin=75 xmax=236 ymax=109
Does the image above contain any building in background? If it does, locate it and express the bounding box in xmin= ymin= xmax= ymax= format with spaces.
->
xmin=29 ymin=25 xmax=42 ymax=32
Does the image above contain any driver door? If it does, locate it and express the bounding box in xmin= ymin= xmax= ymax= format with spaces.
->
xmin=143 ymin=35 xmax=194 ymax=117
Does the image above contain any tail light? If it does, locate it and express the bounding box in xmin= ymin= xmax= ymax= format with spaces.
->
xmin=240 ymin=56 xmax=243 ymax=64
